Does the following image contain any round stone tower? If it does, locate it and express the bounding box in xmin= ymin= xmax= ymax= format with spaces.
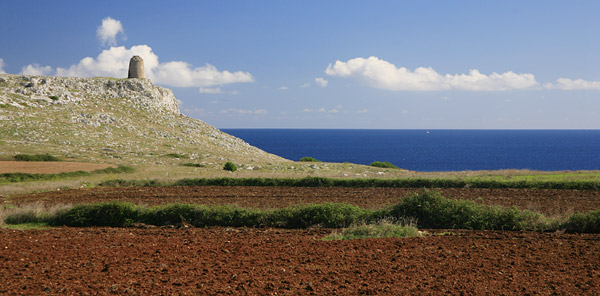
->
xmin=128 ymin=56 xmax=145 ymax=79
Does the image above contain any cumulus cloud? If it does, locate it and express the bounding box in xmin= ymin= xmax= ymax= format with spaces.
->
xmin=279 ymin=86 xmax=288 ymax=90
xmin=97 ymin=17 xmax=125 ymax=47
xmin=20 ymin=64 xmax=54 ymax=76
xmin=219 ymin=108 xmax=267 ymax=115
xmin=544 ymin=78 xmax=600 ymax=90
xmin=325 ymin=56 xmax=539 ymax=91
xmin=55 ymin=45 xmax=158 ymax=78
xmin=50 ymin=44 xmax=253 ymax=88
xmin=152 ymin=61 xmax=254 ymax=87
xmin=299 ymin=83 xmax=310 ymax=88
xmin=0 ymin=58 xmax=6 ymax=74
xmin=315 ymin=77 xmax=328 ymax=87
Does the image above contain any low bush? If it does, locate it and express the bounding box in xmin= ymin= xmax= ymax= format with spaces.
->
xmin=223 ymin=162 xmax=237 ymax=172
xmin=14 ymin=153 xmax=59 ymax=161
xmin=48 ymin=95 xmax=59 ymax=101
xmin=370 ymin=161 xmax=398 ymax=169
xmin=49 ymin=202 xmax=141 ymax=227
xmin=183 ymin=163 xmax=205 ymax=168
xmin=299 ymin=157 xmax=321 ymax=162
xmin=269 ymin=203 xmax=368 ymax=228
xmin=98 ymin=178 xmax=163 ymax=187
xmin=165 ymin=153 xmax=187 ymax=159
xmin=562 ymin=210 xmax=600 ymax=233
xmin=143 ymin=204 xmax=262 ymax=227
xmin=388 ymin=190 xmax=549 ymax=231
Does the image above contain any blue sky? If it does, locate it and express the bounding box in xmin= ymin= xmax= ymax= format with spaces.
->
xmin=1 ymin=1 xmax=599 ymax=129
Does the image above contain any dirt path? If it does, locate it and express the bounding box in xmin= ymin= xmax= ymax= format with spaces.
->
xmin=0 ymin=161 xmax=113 ymax=174
xmin=7 ymin=186 xmax=600 ymax=217
xmin=1 ymin=227 xmax=598 ymax=295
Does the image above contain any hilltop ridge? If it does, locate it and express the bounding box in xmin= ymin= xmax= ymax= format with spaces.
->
xmin=0 ymin=74 xmax=286 ymax=166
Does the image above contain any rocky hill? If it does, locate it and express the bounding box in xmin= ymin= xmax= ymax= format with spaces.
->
xmin=0 ymin=74 xmax=286 ymax=166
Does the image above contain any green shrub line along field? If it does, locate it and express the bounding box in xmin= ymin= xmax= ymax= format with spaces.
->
xmin=99 ymin=175 xmax=600 ymax=190
xmin=4 ymin=191 xmax=599 ymax=234
xmin=0 ymin=166 xmax=134 ymax=184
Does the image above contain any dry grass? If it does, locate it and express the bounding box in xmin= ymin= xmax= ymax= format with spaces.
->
xmin=0 ymin=202 xmax=70 ymax=228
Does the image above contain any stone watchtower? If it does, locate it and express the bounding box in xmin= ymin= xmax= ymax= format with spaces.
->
xmin=128 ymin=56 xmax=145 ymax=79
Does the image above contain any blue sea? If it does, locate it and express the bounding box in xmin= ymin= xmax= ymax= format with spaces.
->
xmin=222 ymin=129 xmax=600 ymax=172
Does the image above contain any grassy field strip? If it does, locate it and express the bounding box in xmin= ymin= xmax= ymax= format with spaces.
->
xmin=100 ymin=176 xmax=600 ymax=190
xmin=0 ymin=166 xmax=134 ymax=184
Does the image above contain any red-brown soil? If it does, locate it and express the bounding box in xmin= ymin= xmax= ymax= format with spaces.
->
xmin=6 ymin=186 xmax=600 ymax=217
xmin=1 ymin=227 xmax=599 ymax=295
xmin=3 ymin=186 xmax=600 ymax=295
xmin=0 ymin=161 xmax=113 ymax=174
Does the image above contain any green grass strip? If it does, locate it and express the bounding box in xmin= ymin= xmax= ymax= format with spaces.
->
xmin=0 ymin=165 xmax=134 ymax=184
xmin=99 ymin=176 xmax=600 ymax=191
xmin=323 ymin=222 xmax=421 ymax=241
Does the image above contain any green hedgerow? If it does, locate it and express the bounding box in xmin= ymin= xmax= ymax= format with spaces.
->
xmin=562 ymin=210 xmax=600 ymax=233
xmin=369 ymin=161 xmax=398 ymax=169
xmin=299 ymin=157 xmax=321 ymax=162
xmin=269 ymin=203 xmax=368 ymax=228
xmin=223 ymin=161 xmax=237 ymax=172
xmin=14 ymin=153 xmax=59 ymax=161
xmin=48 ymin=202 xmax=141 ymax=227
xmin=389 ymin=190 xmax=549 ymax=231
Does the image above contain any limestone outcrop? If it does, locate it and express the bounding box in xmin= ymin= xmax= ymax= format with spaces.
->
xmin=0 ymin=74 xmax=179 ymax=114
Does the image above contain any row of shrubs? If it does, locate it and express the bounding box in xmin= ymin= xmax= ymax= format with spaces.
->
xmin=13 ymin=153 xmax=60 ymax=161
xmin=0 ymin=166 xmax=134 ymax=184
xmin=99 ymin=176 xmax=600 ymax=191
xmin=6 ymin=191 xmax=599 ymax=233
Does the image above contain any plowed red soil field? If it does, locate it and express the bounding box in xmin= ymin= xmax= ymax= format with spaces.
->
xmin=1 ymin=227 xmax=599 ymax=295
xmin=2 ymin=186 xmax=600 ymax=295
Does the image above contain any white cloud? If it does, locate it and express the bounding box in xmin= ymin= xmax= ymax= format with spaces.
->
xmin=357 ymin=109 xmax=369 ymax=113
xmin=199 ymin=87 xmax=222 ymax=94
xmin=97 ymin=17 xmax=125 ymax=47
xmin=56 ymin=45 xmax=158 ymax=78
xmin=20 ymin=64 xmax=53 ymax=76
xmin=300 ymin=83 xmax=310 ymax=88
xmin=304 ymin=105 xmax=343 ymax=113
xmin=279 ymin=86 xmax=288 ymax=90
xmin=51 ymin=44 xmax=253 ymax=88
xmin=315 ymin=77 xmax=328 ymax=87
xmin=325 ymin=56 xmax=539 ymax=91
xmin=544 ymin=78 xmax=600 ymax=90
xmin=0 ymin=58 xmax=6 ymax=74
xmin=219 ymin=108 xmax=267 ymax=115
xmin=152 ymin=61 xmax=254 ymax=87
xmin=183 ymin=107 xmax=212 ymax=117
